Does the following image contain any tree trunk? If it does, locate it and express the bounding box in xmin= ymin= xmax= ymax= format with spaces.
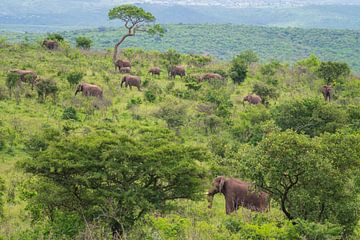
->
xmin=113 ymin=33 xmax=134 ymax=65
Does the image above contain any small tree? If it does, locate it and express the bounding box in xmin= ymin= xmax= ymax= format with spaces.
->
xmin=229 ymin=57 xmax=248 ymax=84
xmin=236 ymin=50 xmax=259 ymax=67
xmin=161 ymin=49 xmax=182 ymax=72
xmin=62 ymin=107 xmax=78 ymax=121
xmin=317 ymin=61 xmax=350 ymax=84
xmin=36 ymin=79 xmax=58 ymax=103
xmin=6 ymin=72 xmax=21 ymax=103
xmin=252 ymin=82 xmax=279 ymax=105
xmin=22 ymin=125 xmax=206 ymax=238
xmin=75 ymin=36 xmax=92 ymax=49
xmin=47 ymin=33 xmax=64 ymax=42
xmin=66 ymin=72 xmax=84 ymax=86
xmin=108 ymin=4 xmax=164 ymax=65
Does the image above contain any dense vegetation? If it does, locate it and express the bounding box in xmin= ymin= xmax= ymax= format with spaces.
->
xmin=2 ymin=24 xmax=360 ymax=72
xmin=0 ymin=36 xmax=360 ymax=239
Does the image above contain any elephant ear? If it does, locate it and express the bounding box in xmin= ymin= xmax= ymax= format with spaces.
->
xmin=219 ymin=177 xmax=225 ymax=193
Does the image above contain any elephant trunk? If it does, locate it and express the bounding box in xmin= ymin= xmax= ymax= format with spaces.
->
xmin=120 ymin=77 xmax=126 ymax=88
xmin=207 ymin=188 xmax=218 ymax=209
xmin=75 ymin=90 xmax=79 ymax=96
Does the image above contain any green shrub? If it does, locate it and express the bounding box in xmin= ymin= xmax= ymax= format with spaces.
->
xmin=47 ymin=33 xmax=64 ymax=42
xmin=229 ymin=56 xmax=248 ymax=84
xmin=252 ymin=82 xmax=279 ymax=105
xmin=127 ymin=97 xmax=142 ymax=109
xmin=62 ymin=107 xmax=78 ymax=120
xmin=75 ymin=36 xmax=92 ymax=49
xmin=36 ymin=79 xmax=58 ymax=102
xmin=272 ymin=98 xmax=348 ymax=137
xmin=66 ymin=72 xmax=84 ymax=86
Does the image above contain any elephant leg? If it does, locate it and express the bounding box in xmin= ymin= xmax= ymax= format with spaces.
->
xmin=225 ymin=197 xmax=235 ymax=214
xmin=137 ymin=85 xmax=141 ymax=91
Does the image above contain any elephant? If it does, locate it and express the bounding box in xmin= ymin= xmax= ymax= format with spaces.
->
xmin=321 ymin=85 xmax=332 ymax=101
xmin=42 ymin=40 xmax=59 ymax=50
xmin=75 ymin=83 xmax=103 ymax=98
xmin=115 ymin=59 xmax=131 ymax=72
xmin=169 ymin=65 xmax=186 ymax=79
xmin=119 ymin=67 xmax=131 ymax=73
xmin=198 ymin=73 xmax=223 ymax=82
xmin=243 ymin=94 xmax=262 ymax=105
xmin=121 ymin=75 xmax=141 ymax=91
xmin=10 ymin=69 xmax=38 ymax=89
xmin=207 ymin=176 xmax=269 ymax=214
xmin=149 ymin=67 xmax=161 ymax=76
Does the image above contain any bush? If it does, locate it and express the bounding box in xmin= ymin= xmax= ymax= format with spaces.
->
xmin=62 ymin=107 xmax=78 ymax=121
xmin=155 ymin=102 xmax=187 ymax=129
xmin=75 ymin=36 xmax=92 ymax=49
xmin=272 ymin=98 xmax=348 ymax=137
xmin=317 ymin=61 xmax=350 ymax=84
xmin=47 ymin=33 xmax=64 ymax=42
xmin=229 ymin=56 xmax=248 ymax=84
xmin=185 ymin=76 xmax=201 ymax=91
xmin=66 ymin=72 xmax=84 ymax=86
xmin=127 ymin=97 xmax=142 ymax=109
xmin=252 ymin=82 xmax=279 ymax=105
xmin=36 ymin=79 xmax=58 ymax=102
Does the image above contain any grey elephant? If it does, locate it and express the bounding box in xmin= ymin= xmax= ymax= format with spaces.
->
xmin=42 ymin=40 xmax=59 ymax=50
xmin=198 ymin=73 xmax=224 ymax=83
xmin=121 ymin=75 xmax=141 ymax=91
xmin=75 ymin=83 xmax=103 ymax=98
xmin=321 ymin=85 xmax=332 ymax=101
xmin=169 ymin=65 xmax=186 ymax=79
xmin=243 ymin=94 xmax=262 ymax=105
xmin=119 ymin=67 xmax=131 ymax=73
xmin=10 ymin=69 xmax=38 ymax=89
xmin=115 ymin=59 xmax=131 ymax=72
xmin=208 ymin=176 xmax=269 ymax=214
xmin=149 ymin=67 xmax=161 ymax=76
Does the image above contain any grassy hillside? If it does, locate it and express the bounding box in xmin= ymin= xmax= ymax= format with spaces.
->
xmin=2 ymin=24 xmax=360 ymax=72
xmin=0 ymin=42 xmax=360 ymax=239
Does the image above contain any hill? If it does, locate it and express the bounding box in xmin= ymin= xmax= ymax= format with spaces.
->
xmin=2 ymin=24 xmax=360 ymax=72
xmin=1 ymin=2 xmax=360 ymax=30
xmin=0 ymin=40 xmax=360 ymax=239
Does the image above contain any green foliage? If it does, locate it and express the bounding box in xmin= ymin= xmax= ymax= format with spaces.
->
xmin=203 ymin=89 xmax=233 ymax=118
xmin=46 ymin=33 xmax=64 ymax=42
xmin=6 ymin=72 xmax=20 ymax=92
xmin=185 ymin=76 xmax=201 ymax=91
xmin=238 ymin=130 xmax=360 ymax=234
xmin=22 ymin=124 xmax=207 ymax=235
xmin=75 ymin=36 xmax=92 ymax=49
xmin=108 ymin=4 xmax=156 ymax=22
xmin=317 ymin=61 xmax=351 ymax=84
xmin=235 ymin=50 xmax=259 ymax=67
xmin=36 ymin=79 xmax=58 ymax=102
xmin=296 ymin=54 xmax=321 ymax=72
xmin=162 ymin=49 xmax=182 ymax=71
xmin=260 ymin=59 xmax=281 ymax=79
xmin=294 ymin=219 xmax=343 ymax=240
xmin=272 ymin=98 xmax=348 ymax=137
xmin=66 ymin=71 xmax=84 ymax=86
xmin=229 ymin=55 xmax=248 ymax=84
xmin=62 ymin=107 xmax=78 ymax=121
xmin=155 ymin=101 xmax=187 ymax=130
xmin=252 ymin=82 xmax=279 ymax=105
xmin=0 ymin=177 xmax=4 ymax=219
xmin=127 ymin=97 xmax=142 ymax=109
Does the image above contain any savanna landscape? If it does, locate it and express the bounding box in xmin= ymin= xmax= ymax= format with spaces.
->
xmin=0 ymin=1 xmax=360 ymax=240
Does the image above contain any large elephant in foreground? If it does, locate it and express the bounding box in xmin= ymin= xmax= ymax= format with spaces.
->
xmin=169 ymin=65 xmax=186 ymax=79
xmin=243 ymin=94 xmax=262 ymax=105
xmin=10 ymin=69 xmax=38 ymax=89
xmin=121 ymin=75 xmax=141 ymax=91
xmin=115 ymin=59 xmax=131 ymax=72
xmin=42 ymin=40 xmax=59 ymax=50
xmin=198 ymin=73 xmax=223 ymax=82
xmin=321 ymin=85 xmax=332 ymax=101
xmin=208 ymin=176 xmax=269 ymax=214
xmin=75 ymin=83 xmax=103 ymax=98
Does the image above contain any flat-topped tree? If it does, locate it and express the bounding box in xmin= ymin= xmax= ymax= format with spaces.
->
xmin=108 ymin=4 xmax=164 ymax=66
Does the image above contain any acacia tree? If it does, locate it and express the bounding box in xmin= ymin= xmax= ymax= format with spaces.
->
xmin=22 ymin=124 xmax=206 ymax=238
xmin=108 ymin=4 xmax=164 ymax=65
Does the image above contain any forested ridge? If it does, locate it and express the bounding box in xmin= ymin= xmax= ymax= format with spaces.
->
xmin=3 ymin=24 xmax=360 ymax=72
xmin=0 ymin=30 xmax=360 ymax=239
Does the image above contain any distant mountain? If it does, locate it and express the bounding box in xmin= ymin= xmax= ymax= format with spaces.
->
xmin=1 ymin=1 xmax=360 ymax=31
